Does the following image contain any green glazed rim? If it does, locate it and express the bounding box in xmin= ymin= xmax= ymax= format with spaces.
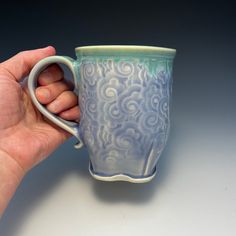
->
xmin=75 ymin=45 xmax=176 ymax=57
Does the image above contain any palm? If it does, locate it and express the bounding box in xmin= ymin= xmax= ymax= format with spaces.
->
xmin=0 ymin=76 xmax=69 ymax=172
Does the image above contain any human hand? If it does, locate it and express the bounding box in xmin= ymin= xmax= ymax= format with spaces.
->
xmin=0 ymin=46 xmax=79 ymax=216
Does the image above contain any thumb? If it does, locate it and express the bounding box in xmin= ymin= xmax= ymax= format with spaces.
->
xmin=0 ymin=46 xmax=56 ymax=81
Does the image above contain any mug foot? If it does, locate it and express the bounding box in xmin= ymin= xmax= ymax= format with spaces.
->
xmin=88 ymin=162 xmax=156 ymax=183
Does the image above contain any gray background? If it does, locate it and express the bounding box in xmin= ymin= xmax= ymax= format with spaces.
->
xmin=0 ymin=1 xmax=236 ymax=235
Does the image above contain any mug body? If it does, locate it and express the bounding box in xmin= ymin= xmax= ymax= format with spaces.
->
xmin=76 ymin=46 xmax=176 ymax=183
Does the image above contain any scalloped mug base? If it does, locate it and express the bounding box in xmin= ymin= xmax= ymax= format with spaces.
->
xmin=89 ymin=162 xmax=157 ymax=183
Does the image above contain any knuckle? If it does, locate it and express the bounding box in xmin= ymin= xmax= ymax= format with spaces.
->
xmin=38 ymin=74 xmax=47 ymax=84
xmin=58 ymin=80 xmax=71 ymax=91
xmin=65 ymin=90 xmax=75 ymax=99
xmin=49 ymin=64 xmax=63 ymax=75
xmin=53 ymin=81 xmax=66 ymax=92
xmin=17 ymin=51 xmax=26 ymax=57
xmin=38 ymin=70 xmax=53 ymax=82
xmin=16 ymin=51 xmax=30 ymax=73
xmin=38 ymin=64 xmax=64 ymax=85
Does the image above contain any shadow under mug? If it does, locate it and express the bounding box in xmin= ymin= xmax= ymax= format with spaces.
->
xmin=28 ymin=45 xmax=176 ymax=183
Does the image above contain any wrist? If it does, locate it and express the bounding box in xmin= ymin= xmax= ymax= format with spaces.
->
xmin=0 ymin=149 xmax=25 ymax=217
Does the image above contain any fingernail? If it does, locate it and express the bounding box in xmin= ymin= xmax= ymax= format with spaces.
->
xmin=45 ymin=46 xmax=56 ymax=54
xmin=38 ymin=88 xmax=50 ymax=99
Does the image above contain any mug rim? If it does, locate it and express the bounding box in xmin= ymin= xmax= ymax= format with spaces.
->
xmin=75 ymin=45 xmax=176 ymax=55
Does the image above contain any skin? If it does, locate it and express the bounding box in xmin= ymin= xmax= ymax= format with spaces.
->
xmin=0 ymin=46 xmax=80 ymax=217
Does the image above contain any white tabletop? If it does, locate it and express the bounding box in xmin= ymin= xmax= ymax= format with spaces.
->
xmin=1 ymin=84 xmax=236 ymax=236
xmin=1 ymin=111 xmax=236 ymax=236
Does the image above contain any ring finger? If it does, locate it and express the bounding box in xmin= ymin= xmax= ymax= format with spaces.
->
xmin=46 ymin=90 xmax=78 ymax=114
xmin=35 ymin=79 xmax=74 ymax=104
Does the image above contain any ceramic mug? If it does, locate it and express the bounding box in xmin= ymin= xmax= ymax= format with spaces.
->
xmin=28 ymin=45 xmax=176 ymax=183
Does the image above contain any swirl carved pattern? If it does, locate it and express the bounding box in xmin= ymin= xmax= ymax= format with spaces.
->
xmin=79 ymin=58 xmax=173 ymax=177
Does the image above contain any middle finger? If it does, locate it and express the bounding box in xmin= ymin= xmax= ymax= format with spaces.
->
xmin=35 ymin=80 xmax=73 ymax=104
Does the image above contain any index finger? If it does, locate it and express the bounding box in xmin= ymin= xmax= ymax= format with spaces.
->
xmin=38 ymin=64 xmax=64 ymax=86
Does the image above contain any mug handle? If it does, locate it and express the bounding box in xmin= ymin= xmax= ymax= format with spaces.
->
xmin=28 ymin=56 xmax=83 ymax=149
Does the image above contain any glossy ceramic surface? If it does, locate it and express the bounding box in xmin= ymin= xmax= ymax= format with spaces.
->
xmin=28 ymin=45 xmax=176 ymax=183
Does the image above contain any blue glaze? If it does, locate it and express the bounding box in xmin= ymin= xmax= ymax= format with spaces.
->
xmin=28 ymin=46 xmax=176 ymax=182
xmin=76 ymin=48 xmax=175 ymax=179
